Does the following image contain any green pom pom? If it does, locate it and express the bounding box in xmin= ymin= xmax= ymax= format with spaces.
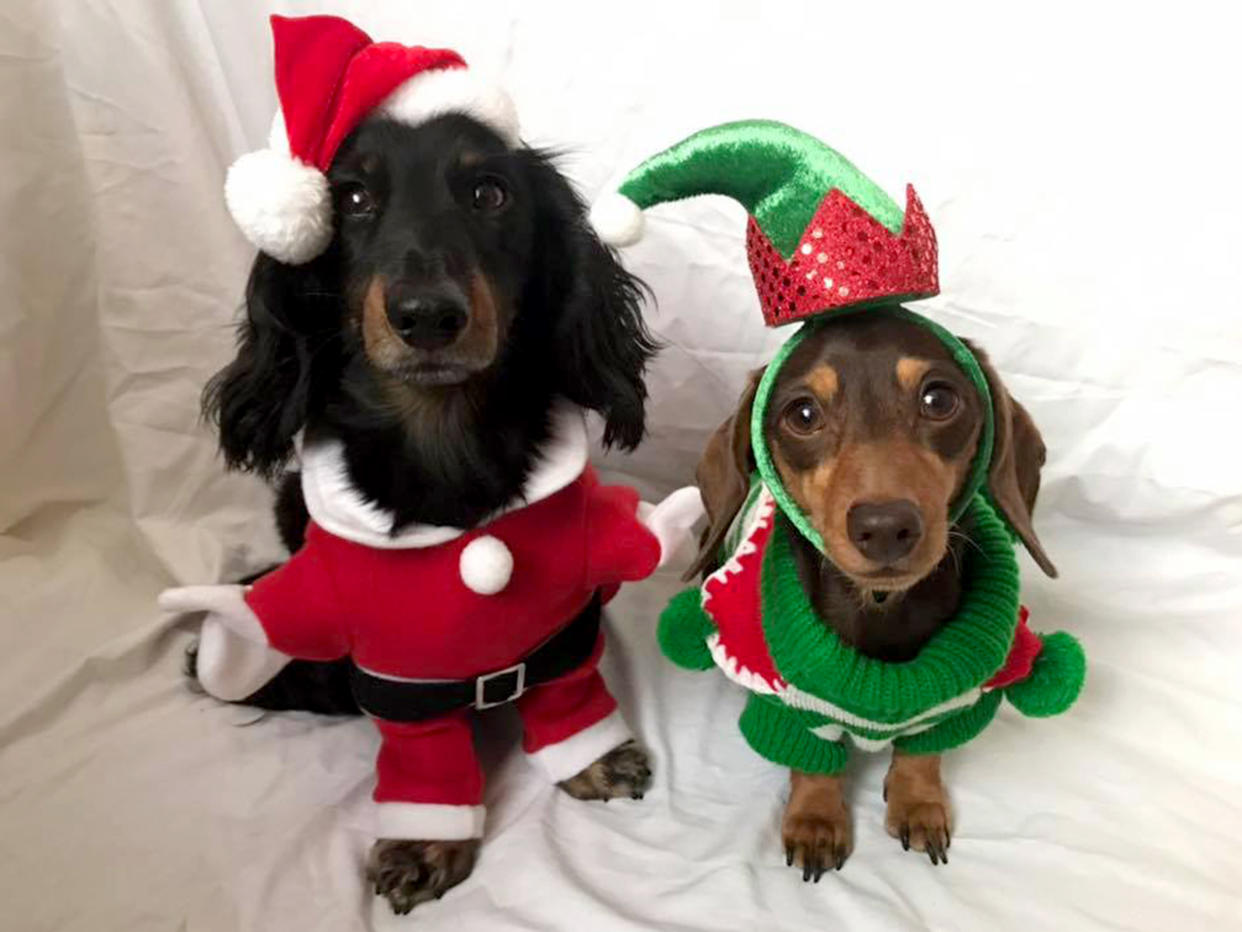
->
xmin=1005 ymin=631 xmax=1086 ymax=718
xmin=658 ymin=587 xmax=716 ymax=671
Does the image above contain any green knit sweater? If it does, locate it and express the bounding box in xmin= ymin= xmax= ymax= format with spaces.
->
xmin=659 ymin=483 xmax=1086 ymax=774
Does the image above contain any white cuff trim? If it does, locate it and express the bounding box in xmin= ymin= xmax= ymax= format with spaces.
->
xmin=196 ymin=616 xmax=292 ymax=702
xmin=638 ymin=486 xmax=705 ymax=568
xmin=526 ymin=709 xmax=633 ymax=784
xmin=375 ymin=802 xmax=487 ymax=840
xmin=159 ymin=585 xmax=267 ymax=644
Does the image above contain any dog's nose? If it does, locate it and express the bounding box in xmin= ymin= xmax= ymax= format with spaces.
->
xmin=846 ymin=500 xmax=923 ymax=565
xmin=385 ymin=294 xmax=468 ymax=351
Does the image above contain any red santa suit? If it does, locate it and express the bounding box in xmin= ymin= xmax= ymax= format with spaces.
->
xmin=161 ymin=403 xmax=703 ymax=841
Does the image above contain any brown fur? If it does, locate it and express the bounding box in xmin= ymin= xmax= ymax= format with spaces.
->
xmin=806 ymin=362 xmax=839 ymax=401
xmin=367 ymin=838 xmax=480 ymax=914
xmin=895 ymin=356 xmax=932 ymax=392
xmin=359 ymin=270 xmax=508 ymax=383
xmin=782 ymin=771 xmax=852 ymax=881
xmin=556 ymin=739 xmax=653 ymax=801
xmin=360 ymin=275 xmax=407 ymax=371
xmin=884 ymin=751 xmax=952 ymax=865
xmin=689 ymin=310 xmax=1054 ymax=872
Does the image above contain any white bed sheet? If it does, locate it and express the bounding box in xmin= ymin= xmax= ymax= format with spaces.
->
xmin=2 ymin=1 xmax=1240 ymax=930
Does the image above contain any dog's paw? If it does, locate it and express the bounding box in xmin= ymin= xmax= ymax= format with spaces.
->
xmin=366 ymin=838 xmax=479 ymax=915
xmin=884 ymin=752 xmax=952 ymax=865
xmin=557 ymin=739 xmax=652 ymax=801
xmin=782 ymin=802 xmax=852 ymax=881
xmin=885 ymin=788 xmax=952 ymax=865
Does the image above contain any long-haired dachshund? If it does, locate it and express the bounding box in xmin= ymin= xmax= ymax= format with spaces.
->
xmin=196 ymin=112 xmax=658 ymax=911
xmin=690 ymin=311 xmax=1055 ymax=877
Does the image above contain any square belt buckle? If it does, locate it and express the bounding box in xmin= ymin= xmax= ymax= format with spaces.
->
xmin=475 ymin=663 xmax=526 ymax=710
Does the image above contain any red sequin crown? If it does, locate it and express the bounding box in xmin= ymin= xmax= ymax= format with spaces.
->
xmin=746 ymin=185 xmax=939 ymax=327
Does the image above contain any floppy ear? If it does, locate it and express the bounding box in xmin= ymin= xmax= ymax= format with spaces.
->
xmin=964 ymin=340 xmax=1057 ymax=578
xmin=683 ymin=368 xmax=763 ymax=581
xmin=525 ymin=151 xmax=657 ymax=450
xmin=203 ymin=252 xmax=340 ymax=479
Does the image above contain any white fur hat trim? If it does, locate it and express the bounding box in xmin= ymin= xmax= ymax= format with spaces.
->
xmin=380 ymin=68 xmax=518 ymax=145
xmin=225 ymin=74 xmax=518 ymax=265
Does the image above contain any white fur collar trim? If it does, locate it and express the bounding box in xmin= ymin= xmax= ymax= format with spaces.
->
xmin=298 ymin=402 xmax=589 ymax=549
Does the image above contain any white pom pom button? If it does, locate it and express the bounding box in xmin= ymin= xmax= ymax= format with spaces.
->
xmin=459 ymin=535 xmax=513 ymax=595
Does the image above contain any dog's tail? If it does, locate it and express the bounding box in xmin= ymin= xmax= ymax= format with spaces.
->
xmin=184 ymin=639 xmax=361 ymax=716
xmin=182 ymin=528 xmax=362 ymax=716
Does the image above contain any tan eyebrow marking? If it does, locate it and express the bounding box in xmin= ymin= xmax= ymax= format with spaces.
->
xmin=807 ymin=363 xmax=839 ymax=401
xmin=896 ymin=357 xmax=933 ymax=392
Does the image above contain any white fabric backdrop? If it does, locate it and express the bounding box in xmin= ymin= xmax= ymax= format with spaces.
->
xmin=2 ymin=1 xmax=1240 ymax=930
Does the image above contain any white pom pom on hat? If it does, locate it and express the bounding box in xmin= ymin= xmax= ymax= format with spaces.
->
xmin=225 ymin=149 xmax=333 ymax=266
xmin=459 ymin=535 xmax=513 ymax=595
xmin=227 ymin=14 xmax=518 ymax=266
xmin=589 ymin=192 xmax=645 ymax=247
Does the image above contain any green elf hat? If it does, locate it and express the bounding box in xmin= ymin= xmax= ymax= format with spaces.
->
xmin=593 ymin=120 xmax=989 ymax=549
xmin=590 ymin=119 xmax=939 ymax=327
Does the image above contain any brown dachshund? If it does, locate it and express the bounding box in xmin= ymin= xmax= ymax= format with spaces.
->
xmin=689 ymin=311 xmax=1055 ymax=878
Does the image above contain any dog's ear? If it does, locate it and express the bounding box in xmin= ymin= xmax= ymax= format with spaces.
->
xmin=683 ymin=368 xmax=763 ymax=581
xmin=964 ymin=340 xmax=1057 ymax=578
xmin=525 ymin=152 xmax=657 ymax=450
xmin=203 ymin=252 xmax=338 ymax=479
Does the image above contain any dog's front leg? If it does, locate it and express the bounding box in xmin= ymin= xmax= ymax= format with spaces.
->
xmin=367 ymin=838 xmax=480 ymax=915
xmin=782 ymin=770 xmax=853 ymax=881
xmin=519 ymin=672 xmax=653 ymax=802
xmin=884 ymin=749 xmax=951 ymax=864
xmin=556 ymin=738 xmax=653 ymax=801
xmin=367 ymin=714 xmax=485 ymax=914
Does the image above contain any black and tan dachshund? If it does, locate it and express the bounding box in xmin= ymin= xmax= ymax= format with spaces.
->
xmin=691 ymin=310 xmax=1055 ymax=877
xmin=196 ymin=112 xmax=657 ymax=911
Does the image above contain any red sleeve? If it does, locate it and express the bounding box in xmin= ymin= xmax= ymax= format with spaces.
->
xmin=243 ymin=535 xmax=349 ymax=661
xmin=583 ymin=473 xmax=661 ymax=592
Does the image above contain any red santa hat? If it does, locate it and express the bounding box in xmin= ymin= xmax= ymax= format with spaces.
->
xmin=226 ymin=15 xmax=518 ymax=265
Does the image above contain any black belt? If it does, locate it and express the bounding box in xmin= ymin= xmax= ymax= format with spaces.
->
xmin=349 ymin=593 xmax=602 ymax=722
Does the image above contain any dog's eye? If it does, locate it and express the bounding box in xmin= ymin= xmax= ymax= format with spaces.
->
xmin=920 ymin=382 xmax=960 ymax=420
xmin=339 ymin=182 xmax=376 ymax=218
xmin=471 ymin=176 xmax=508 ymax=212
xmin=782 ymin=398 xmax=824 ymax=435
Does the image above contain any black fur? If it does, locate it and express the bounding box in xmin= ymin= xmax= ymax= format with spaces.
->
xmin=206 ymin=115 xmax=653 ymax=525
xmin=199 ymin=114 xmax=655 ymax=712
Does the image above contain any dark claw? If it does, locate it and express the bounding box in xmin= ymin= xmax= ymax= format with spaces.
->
xmin=785 ymin=845 xmax=794 ymax=867
xmin=900 ymin=826 xmax=911 ymax=851
xmin=802 ymin=859 xmax=814 ymax=883
xmin=631 ymin=792 xmax=644 ymax=800
xmin=925 ymin=833 xmax=949 ymax=866
xmin=835 ymin=847 xmax=847 ymax=871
